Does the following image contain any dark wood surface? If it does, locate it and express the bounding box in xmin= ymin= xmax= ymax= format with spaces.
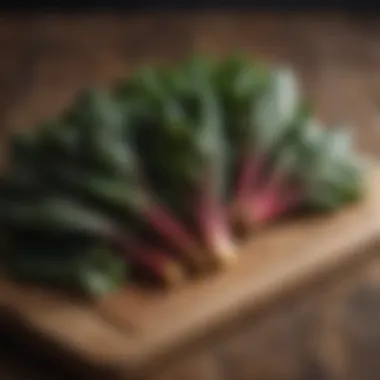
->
xmin=1 ymin=12 xmax=380 ymax=380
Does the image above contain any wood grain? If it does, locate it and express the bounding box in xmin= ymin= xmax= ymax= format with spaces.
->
xmin=2 ymin=12 xmax=380 ymax=380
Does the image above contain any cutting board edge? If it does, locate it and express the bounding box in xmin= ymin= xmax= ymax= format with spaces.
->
xmin=1 ymin=166 xmax=380 ymax=377
xmin=2 ymin=232 xmax=380 ymax=378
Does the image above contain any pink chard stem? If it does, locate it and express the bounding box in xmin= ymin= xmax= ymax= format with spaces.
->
xmin=245 ymin=182 xmax=304 ymax=225
xmin=198 ymin=173 xmax=236 ymax=267
xmin=131 ymin=175 xmax=207 ymax=272
xmin=235 ymin=152 xmax=265 ymax=202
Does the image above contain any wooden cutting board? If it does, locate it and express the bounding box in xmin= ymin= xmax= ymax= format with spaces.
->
xmin=1 ymin=166 xmax=380 ymax=379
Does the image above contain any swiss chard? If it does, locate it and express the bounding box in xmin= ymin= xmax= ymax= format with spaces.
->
xmin=1 ymin=55 xmax=366 ymax=294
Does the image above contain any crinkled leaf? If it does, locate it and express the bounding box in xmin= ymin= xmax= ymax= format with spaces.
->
xmin=295 ymin=124 xmax=364 ymax=209
xmin=215 ymin=56 xmax=270 ymax=145
xmin=63 ymin=89 xmax=131 ymax=175
xmin=253 ymin=67 xmax=301 ymax=151
xmin=0 ymin=196 xmax=117 ymax=236
xmin=185 ymin=60 xmax=228 ymax=197
xmin=77 ymin=247 xmax=128 ymax=296
xmin=8 ymin=244 xmax=127 ymax=297
xmin=58 ymin=167 xmax=148 ymax=212
xmin=36 ymin=120 xmax=79 ymax=158
xmin=215 ymin=55 xmax=269 ymax=104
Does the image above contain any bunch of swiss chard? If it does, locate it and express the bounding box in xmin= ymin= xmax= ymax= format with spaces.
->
xmin=0 ymin=56 xmax=366 ymax=296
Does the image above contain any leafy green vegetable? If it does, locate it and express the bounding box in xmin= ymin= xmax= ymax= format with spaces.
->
xmin=0 ymin=55 xmax=365 ymax=295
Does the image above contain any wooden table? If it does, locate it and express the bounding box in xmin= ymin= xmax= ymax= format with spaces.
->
xmin=2 ymin=12 xmax=380 ymax=380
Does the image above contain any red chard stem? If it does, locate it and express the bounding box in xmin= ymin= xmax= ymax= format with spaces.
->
xmin=114 ymin=235 xmax=185 ymax=286
xmin=141 ymin=201 xmax=208 ymax=272
xmin=144 ymin=203 xmax=197 ymax=250
xmin=137 ymin=177 xmax=200 ymax=250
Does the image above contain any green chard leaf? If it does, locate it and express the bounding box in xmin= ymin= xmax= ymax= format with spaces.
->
xmin=0 ymin=195 xmax=118 ymax=237
xmin=63 ymin=88 xmax=131 ymax=176
xmin=8 ymin=242 xmax=127 ymax=297
xmin=253 ymin=67 xmax=301 ymax=153
xmin=215 ymin=56 xmax=270 ymax=146
xmin=293 ymin=120 xmax=364 ymax=210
